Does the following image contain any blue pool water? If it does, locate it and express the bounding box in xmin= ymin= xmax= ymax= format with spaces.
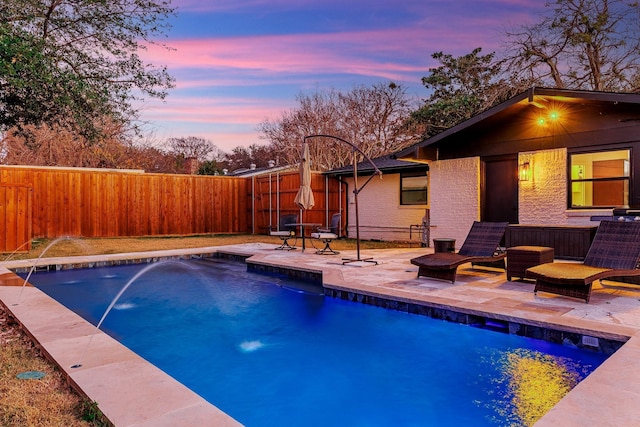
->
xmin=24 ymin=258 xmax=609 ymax=426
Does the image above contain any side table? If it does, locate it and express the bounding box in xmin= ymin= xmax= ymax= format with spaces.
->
xmin=433 ymin=238 xmax=455 ymax=253
xmin=507 ymin=246 xmax=554 ymax=281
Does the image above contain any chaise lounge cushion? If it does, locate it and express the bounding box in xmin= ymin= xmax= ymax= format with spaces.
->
xmin=526 ymin=263 xmax=612 ymax=286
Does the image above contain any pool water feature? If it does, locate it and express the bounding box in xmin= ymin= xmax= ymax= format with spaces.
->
xmin=23 ymin=258 xmax=610 ymax=426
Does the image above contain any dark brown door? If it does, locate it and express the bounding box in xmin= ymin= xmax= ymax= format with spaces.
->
xmin=482 ymin=155 xmax=518 ymax=224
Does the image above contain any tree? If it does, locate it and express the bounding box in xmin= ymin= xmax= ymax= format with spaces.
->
xmin=1 ymin=121 xmax=184 ymax=173
xmin=0 ymin=26 xmax=84 ymax=134
xmin=197 ymin=160 xmax=223 ymax=176
xmin=412 ymin=48 xmax=516 ymax=137
xmin=222 ymin=144 xmax=279 ymax=172
xmin=167 ymin=136 xmax=217 ymax=162
xmin=0 ymin=0 xmax=175 ymax=139
xmin=1 ymin=123 xmax=94 ymax=167
xmin=502 ymin=0 xmax=640 ymax=91
xmin=258 ymin=83 xmax=423 ymax=171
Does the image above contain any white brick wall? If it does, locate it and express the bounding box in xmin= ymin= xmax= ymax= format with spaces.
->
xmin=430 ymin=157 xmax=481 ymax=249
xmin=343 ymin=148 xmax=609 ymax=246
xmin=518 ymin=148 xmax=609 ymax=226
xmin=518 ymin=149 xmax=568 ymax=224
xmin=343 ymin=173 xmax=428 ymax=242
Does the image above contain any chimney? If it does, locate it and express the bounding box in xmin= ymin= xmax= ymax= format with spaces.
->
xmin=268 ymin=160 xmax=275 ymax=168
xmin=250 ymin=163 xmax=256 ymax=170
xmin=184 ymin=157 xmax=199 ymax=174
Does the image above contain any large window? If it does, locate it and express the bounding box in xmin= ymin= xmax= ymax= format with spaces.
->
xmin=400 ymin=171 xmax=428 ymax=205
xmin=570 ymin=149 xmax=630 ymax=208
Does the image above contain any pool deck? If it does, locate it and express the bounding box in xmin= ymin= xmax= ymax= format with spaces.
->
xmin=2 ymin=243 xmax=640 ymax=426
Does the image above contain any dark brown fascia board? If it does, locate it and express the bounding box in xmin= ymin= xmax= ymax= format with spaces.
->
xmin=393 ymin=87 xmax=640 ymax=162
xmin=393 ymin=91 xmax=529 ymax=161
xmin=531 ymin=87 xmax=640 ymax=103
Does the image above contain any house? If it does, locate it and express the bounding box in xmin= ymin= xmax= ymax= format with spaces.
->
xmin=326 ymin=156 xmax=429 ymax=243
xmin=227 ymin=160 xmax=296 ymax=177
xmin=393 ymin=87 xmax=640 ymax=250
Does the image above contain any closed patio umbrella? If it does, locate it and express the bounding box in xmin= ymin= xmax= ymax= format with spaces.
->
xmin=294 ymin=142 xmax=315 ymax=211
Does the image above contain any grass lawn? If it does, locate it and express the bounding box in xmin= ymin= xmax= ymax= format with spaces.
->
xmin=8 ymin=233 xmax=414 ymax=260
xmin=1 ymin=234 xmax=414 ymax=425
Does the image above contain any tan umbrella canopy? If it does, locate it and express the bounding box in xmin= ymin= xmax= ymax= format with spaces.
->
xmin=293 ymin=142 xmax=315 ymax=211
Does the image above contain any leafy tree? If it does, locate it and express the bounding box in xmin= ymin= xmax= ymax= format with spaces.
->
xmin=0 ymin=26 xmax=92 ymax=136
xmin=259 ymin=83 xmax=423 ymax=171
xmin=412 ymin=48 xmax=516 ymax=137
xmin=502 ymin=0 xmax=640 ymax=91
xmin=0 ymin=0 xmax=175 ymax=139
xmin=197 ymin=160 xmax=224 ymax=176
xmin=412 ymin=1 xmax=640 ymax=138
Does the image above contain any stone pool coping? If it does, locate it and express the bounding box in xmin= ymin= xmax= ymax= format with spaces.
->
xmin=2 ymin=243 xmax=640 ymax=425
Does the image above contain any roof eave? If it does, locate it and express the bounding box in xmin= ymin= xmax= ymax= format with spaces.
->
xmin=392 ymin=87 xmax=640 ymax=161
xmin=394 ymin=90 xmax=530 ymax=159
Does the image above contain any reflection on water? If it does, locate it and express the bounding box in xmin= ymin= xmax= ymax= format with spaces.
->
xmin=113 ymin=302 xmax=136 ymax=310
xmin=239 ymin=340 xmax=265 ymax=353
xmin=492 ymin=349 xmax=582 ymax=426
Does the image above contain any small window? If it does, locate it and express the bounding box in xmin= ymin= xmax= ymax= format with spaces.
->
xmin=400 ymin=171 xmax=428 ymax=205
xmin=570 ymin=149 xmax=630 ymax=208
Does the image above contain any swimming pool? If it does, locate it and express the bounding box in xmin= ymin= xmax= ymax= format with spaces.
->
xmin=24 ymin=258 xmax=609 ymax=426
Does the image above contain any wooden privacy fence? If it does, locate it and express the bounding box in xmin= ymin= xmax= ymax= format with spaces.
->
xmin=250 ymin=170 xmax=346 ymax=235
xmin=0 ymin=184 xmax=33 ymax=252
xmin=0 ymin=166 xmax=347 ymax=252
xmin=0 ymin=166 xmax=251 ymax=251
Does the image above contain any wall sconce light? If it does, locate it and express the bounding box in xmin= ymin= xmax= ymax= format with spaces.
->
xmin=519 ymin=162 xmax=531 ymax=181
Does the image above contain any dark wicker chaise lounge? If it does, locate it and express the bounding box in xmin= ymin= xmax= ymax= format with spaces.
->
xmin=526 ymin=220 xmax=640 ymax=303
xmin=410 ymin=221 xmax=508 ymax=283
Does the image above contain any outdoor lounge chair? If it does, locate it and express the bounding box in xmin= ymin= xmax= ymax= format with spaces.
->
xmin=410 ymin=221 xmax=508 ymax=283
xmin=526 ymin=220 xmax=640 ymax=303
xmin=269 ymin=213 xmax=298 ymax=250
xmin=311 ymin=212 xmax=341 ymax=255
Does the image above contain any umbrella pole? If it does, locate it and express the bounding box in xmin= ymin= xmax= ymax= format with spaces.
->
xmin=342 ymin=147 xmax=377 ymax=265
xmin=303 ymin=134 xmax=380 ymax=266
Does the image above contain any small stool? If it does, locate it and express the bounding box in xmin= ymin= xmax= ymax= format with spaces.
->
xmin=507 ymin=246 xmax=554 ymax=281
xmin=433 ymin=238 xmax=455 ymax=253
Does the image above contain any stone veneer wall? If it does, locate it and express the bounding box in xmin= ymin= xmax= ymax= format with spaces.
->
xmin=429 ymin=157 xmax=481 ymax=249
xmin=343 ymin=173 xmax=428 ymax=242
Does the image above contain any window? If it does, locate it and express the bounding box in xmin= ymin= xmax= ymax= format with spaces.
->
xmin=570 ymin=149 xmax=630 ymax=208
xmin=400 ymin=171 xmax=428 ymax=205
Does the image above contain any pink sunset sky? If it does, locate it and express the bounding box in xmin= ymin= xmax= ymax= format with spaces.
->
xmin=140 ymin=0 xmax=546 ymax=153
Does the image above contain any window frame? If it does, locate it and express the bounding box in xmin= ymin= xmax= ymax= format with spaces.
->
xmin=400 ymin=170 xmax=428 ymax=206
xmin=568 ymin=147 xmax=631 ymax=209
